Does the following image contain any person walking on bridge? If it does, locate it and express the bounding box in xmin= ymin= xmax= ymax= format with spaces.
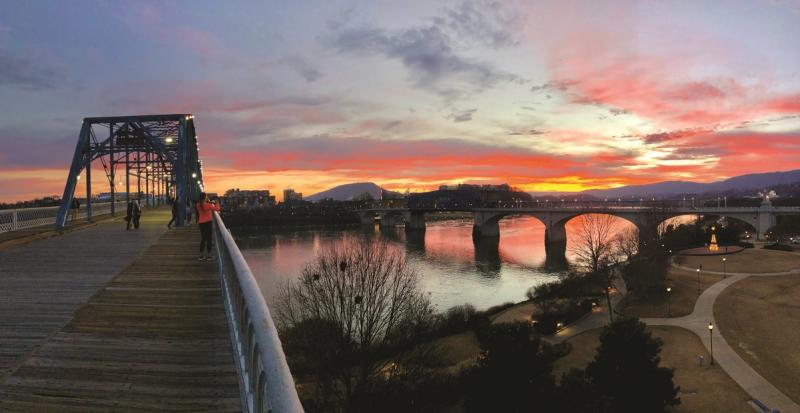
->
xmin=126 ymin=199 xmax=142 ymax=230
xmin=196 ymin=192 xmax=220 ymax=261
xmin=167 ymin=198 xmax=178 ymax=229
xmin=70 ymin=197 xmax=80 ymax=222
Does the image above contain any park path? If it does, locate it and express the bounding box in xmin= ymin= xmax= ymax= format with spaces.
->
xmin=552 ymin=262 xmax=800 ymax=413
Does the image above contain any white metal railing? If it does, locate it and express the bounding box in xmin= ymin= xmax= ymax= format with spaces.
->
xmin=212 ymin=212 xmax=304 ymax=413
xmin=0 ymin=200 xmax=151 ymax=234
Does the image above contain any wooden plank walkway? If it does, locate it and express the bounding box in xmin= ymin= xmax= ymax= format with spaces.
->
xmin=0 ymin=210 xmax=167 ymax=380
xmin=0 ymin=211 xmax=242 ymax=412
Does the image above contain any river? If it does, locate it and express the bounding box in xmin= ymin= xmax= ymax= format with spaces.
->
xmin=234 ymin=215 xmax=636 ymax=312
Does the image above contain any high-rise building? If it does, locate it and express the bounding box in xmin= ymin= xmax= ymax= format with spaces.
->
xmin=283 ymin=189 xmax=303 ymax=203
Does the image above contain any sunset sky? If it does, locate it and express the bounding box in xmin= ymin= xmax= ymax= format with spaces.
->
xmin=1 ymin=0 xmax=799 ymax=202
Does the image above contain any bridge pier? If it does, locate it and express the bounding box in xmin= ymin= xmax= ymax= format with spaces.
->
xmin=358 ymin=212 xmax=375 ymax=226
xmin=472 ymin=210 xmax=500 ymax=238
xmin=404 ymin=211 xmax=426 ymax=230
xmin=757 ymin=204 xmax=777 ymax=240
xmin=544 ymin=221 xmax=567 ymax=260
xmin=379 ymin=213 xmax=403 ymax=228
xmin=474 ymin=236 xmax=501 ymax=275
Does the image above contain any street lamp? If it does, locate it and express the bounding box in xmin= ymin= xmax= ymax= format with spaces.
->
xmin=722 ymin=257 xmax=727 ymax=278
xmin=708 ymin=322 xmax=714 ymax=365
xmin=666 ymin=287 xmax=672 ymax=317
xmin=696 ymin=268 xmax=701 ymax=293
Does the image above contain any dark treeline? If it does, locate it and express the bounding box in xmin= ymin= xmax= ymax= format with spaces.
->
xmin=221 ymin=202 xmax=362 ymax=227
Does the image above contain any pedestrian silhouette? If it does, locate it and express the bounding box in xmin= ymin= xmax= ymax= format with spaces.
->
xmin=167 ymin=198 xmax=178 ymax=228
xmin=70 ymin=197 xmax=80 ymax=222
xmin=126 ymin=199 xmax=141 ymax=230
xmin=196 ymin=192 xmax=220 ymax=261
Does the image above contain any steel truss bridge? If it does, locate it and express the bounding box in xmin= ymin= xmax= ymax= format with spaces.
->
xmin=56 ymin=114 xmax=203 ymax=229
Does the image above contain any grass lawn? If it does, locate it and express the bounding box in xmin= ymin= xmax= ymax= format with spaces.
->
xmin=620 ymin=267 xmax=721 ymax=318
xmin=553 ymin=326 xmax=752 ymax=413
xmin=715 ymin=273 xmax=800 ymax=405
xmin=490 ymin=301 xmax=536 ymax=324
xmin=434 ymin=330 xmax=480 ymax=373
xmin=676 ymin=248 xmax=799 ymax=274
xmin=621 ymin=249 xmax=799 ymax=319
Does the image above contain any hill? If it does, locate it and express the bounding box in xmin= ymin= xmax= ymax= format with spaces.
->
xmin=577 ymin=169 xmax=800 ymax=198
xmin=306 ymin=182 xmax=402 ymax=202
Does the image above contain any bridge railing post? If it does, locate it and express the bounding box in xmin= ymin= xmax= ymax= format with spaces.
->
xmin=11 ymin=210 xmax=17 ymax=231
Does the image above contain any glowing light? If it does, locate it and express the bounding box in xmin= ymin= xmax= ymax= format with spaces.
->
xmin=192 ymin=173 xmax=197 ymax=178
xmin=165 ymin=137 xmax=174 ymax=143
xmin=76 ymin=175 xmax=81 ymax=180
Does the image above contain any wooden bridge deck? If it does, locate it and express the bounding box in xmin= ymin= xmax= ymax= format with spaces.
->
xmin=0 ymin=210 xmax=242 ymax=412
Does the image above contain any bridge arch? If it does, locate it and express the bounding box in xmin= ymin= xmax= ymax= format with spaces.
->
xmin=472 ymin=210 xmax=642 ymax=260
xmin=658 ymin=213 xmax=759 ymax=240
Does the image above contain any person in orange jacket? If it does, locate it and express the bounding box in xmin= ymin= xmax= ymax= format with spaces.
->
xmin=196 ymin=192 xmax=220 ymax=261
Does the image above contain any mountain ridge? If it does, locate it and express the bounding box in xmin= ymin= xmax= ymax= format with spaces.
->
xmin=578 ymin=169 xmax=800 ymax=198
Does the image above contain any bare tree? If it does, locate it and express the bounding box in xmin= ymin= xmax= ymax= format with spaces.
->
xmin=571 ymin=213 xmax=617 ymax=274
xmin=571 ymin=214 xmax=618 ymax=321
xmin=612 ymin=227 xmax=639 ymax=264
xmin=276 ymin=238 xmax=436 ymax=406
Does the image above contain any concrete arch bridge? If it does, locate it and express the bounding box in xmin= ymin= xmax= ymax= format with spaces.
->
xmin=358 ymin=203 xmax=800 ymax=259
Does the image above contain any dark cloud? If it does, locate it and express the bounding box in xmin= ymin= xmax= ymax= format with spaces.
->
xmin=448 ymin=108 xmax=477 ymax=122
xmin=282 ymin=56 xmax=323 ymax=83
xmin=328 ymin=13 xmax=521 ymax=99
xmin=0 ymin=49 xmax=59 ymax=90
xmin=434 ymin=0 xmax=517 ymax=48
xmin=641 ymin=128 xmax=710 ymax=145
xmin=530 ymin=80 xmax=575 ymax=93
xmin=507 ymin=128 xmax=545 ymax=136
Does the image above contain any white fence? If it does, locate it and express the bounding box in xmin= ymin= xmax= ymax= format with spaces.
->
xmin=212 ymin=212 xmax=304 ymax=413
xmin=0 ymin=200 xmax=145 ymax=233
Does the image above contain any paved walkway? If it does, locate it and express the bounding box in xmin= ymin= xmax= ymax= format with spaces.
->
xmin=552 ymin=262 xmax=800 ymax=413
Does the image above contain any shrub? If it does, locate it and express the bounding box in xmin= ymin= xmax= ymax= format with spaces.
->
xmin=738 ymin=241 xmax=754 ymax=248
xmin=437 ymin=304 xmax=478 ymax=335
xmin=764 ymin=243 xmax=793 ymax=251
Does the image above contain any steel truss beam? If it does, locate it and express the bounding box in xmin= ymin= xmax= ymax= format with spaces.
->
xmin=56 ymin=114 xmax=203 ymax=229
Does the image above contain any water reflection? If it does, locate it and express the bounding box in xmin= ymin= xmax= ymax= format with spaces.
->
xmin=235 ymin=215 xmax=633 ymax=312
xmin=473 ymin=236 xmax=501 ymax=277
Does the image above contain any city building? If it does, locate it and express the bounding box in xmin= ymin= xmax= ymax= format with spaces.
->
xmin=283 ymin=189 xmax=303 ymax=203
xmin=222 ymin=189 xmax=276 ymax=209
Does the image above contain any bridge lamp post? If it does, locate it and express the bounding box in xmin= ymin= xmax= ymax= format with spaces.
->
xmin=708 ymin=322 xmax=714 ymax=365
xmin=666 ymin=287 xmax=672 ymax=317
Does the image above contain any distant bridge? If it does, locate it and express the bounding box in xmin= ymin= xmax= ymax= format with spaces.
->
xmin=358 ymin=202 xmax=800 ymax=258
